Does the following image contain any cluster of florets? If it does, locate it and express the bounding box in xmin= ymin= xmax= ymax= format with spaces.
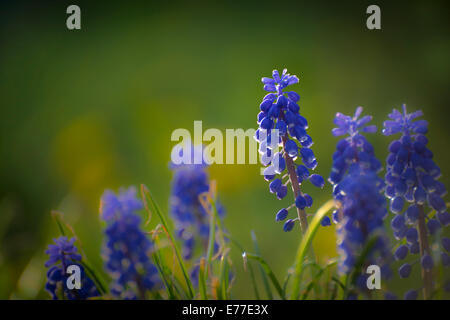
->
xmin=45 ymin=236 xmax=99 ymax=300
xmin=327 ymin=107 xmax=383 ymax=226
xmin=335 ymin=167 xmax=391 ymax=278
xmin=327 ymin=107 xmax=392 ymax=292
xmin=256 ymin=69 xmax=324 ymax=232
xmin=383 ymin=105 xmax=449 ymax=299
xmin=329 ymin=107 xmax=381 ymax=186
xmin=100 ymin=187 xmax=161 ymax=299
xmin=169 ymin=145 xmax=224 ymax=260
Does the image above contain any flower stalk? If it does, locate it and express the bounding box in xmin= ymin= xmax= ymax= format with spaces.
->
xmin=282 ymin=137 xmax=308 ymax=234
xmin=417 ymin=205 xmax=433 ymax=299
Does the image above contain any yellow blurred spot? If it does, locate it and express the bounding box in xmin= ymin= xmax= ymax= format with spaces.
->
xmin=10 ymin=255 xmax=45 ymax=299
xmin=51 ymin=115 xmax=118 ymax=204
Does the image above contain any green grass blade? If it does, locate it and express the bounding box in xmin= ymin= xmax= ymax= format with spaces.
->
xmin=300 ymin=260 xmax=336 ymax=300
xmin=152 ymin=252 xmax=177 ymax=299
xmin=222 ymin=258 xmax=230 ymax=299
xmin=251 ymin=231 xmax=273 ymax=299
xmin=344 ymin=234 xmax=378 ymax=299
xmin=208 ymin=193 xmax=226 ymax=247
xmin=224 ymin=232 xmax=260 ymax=299
xmin=204 ymin=198 xmax=217 ymax=279
xmin=248 ymin=262 xmax=261 ymax=300
xmin=152 ymin=233 xmax=186 ymax=299
xmin=330 ymin=281 xmax=338 ymax=300
xmin=141 ymin=184 xmax=194 ymax=299
xmin=282 ymin=272 xmax=292 ymax=298
xmin=168 ymin=271 xmax=190 ymax=299
xmin=77 ymin=260 xmax=107 ymax=295
xmin=217 ymin=250 xmax=230 ymax=300
xmin=301 ymin=271 xmax=324 ymax=300
xmin=199 ymin=258 xmax=208 ymax=300
xmin=290 ymin=199 xmax=334 ymax=300
xmin=51 ymin=211 xmax=67 ymax=236
xmin=244 ymin=253 xmax=285 ymax=300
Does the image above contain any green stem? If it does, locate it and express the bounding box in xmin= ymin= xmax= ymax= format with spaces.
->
xmin=282 ymin=138 xmax=318 ymax=287
xmin=199 ymin=258 xmax=208 ymax=300
xmin=282 ymin=138 xmax=310 ymax=234
xmin=244 ymin=253 xmax=285 ymax=299
xmin=290 ymin=199 xmax=334 ymax=299
xmin=417 ymin=205 xmax=433 ymax=300
xmin=204 ymin=198 xmax=217 ymax=279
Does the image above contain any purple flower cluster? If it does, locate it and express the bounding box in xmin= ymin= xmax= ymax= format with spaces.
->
xmin=383 ymin=105 xmax=449 ymax=299
xmin=256 ymin=69 xmax=324 ymax=231
xmin=326 ymin=107 xmax=392 ymax=294
xmin=45 ymin=236 xmax=99 ymax=300
xmin=327 ymin=107 xmax=383 ymax=226
xmin=170 ymin=144 xmax=224 ymax=260
xmin=100 ymin=187 xmax=161 ymax=299
xmin=329 ymin=107 xmax=381 ymax=186
xmin=335 ymin=167 xmax=391 ymax=276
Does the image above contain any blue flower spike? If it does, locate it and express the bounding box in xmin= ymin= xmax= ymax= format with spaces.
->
xmin=328 ymin=107 xmax=384 ymax=227
xmin=329 ymin=107 xmax=390 ymax=284
xmin=101 ymin=187 xmax=162 ymax=299
xmin=170 ymin=144 xmax=225 ymax=261
xmin=257 ymin=69 xmax=324 ymax=232
xmin=335 ymin=169 xmax=391 ymax=276
xmin=383 ymin=104 xmax=448 ymax=299
xmin=45 ymin=237 xmax=99 ymax=300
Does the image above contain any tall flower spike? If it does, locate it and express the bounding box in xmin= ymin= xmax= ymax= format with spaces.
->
xmin=383 ymin=104 xmax=448 ymax=300
xmin=45 ymin=236 xmax=99 ymax=300
xmin=170 ymin=144 xmax=225 ymax=261
xmin=328 ymin=107 xmax=383 ymax=224
xmin=100 ymin=187 xmax=162 ymax=299
xmin=335 ymin=168 xmax=391 ymax=281
xmin=257 ymin=69 xmax=323 ymax=232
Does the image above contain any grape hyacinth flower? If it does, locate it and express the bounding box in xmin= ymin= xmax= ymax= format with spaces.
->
xmin=45 ymin=236 xmax=99 ymax=300
xmin=100 ymin=187 xmax=162 ymax=299
xmin=256 ymin=69 xmax=324 ymax=233
xmin=329 ymin=106 xmax=381 ymax=186
xmin=328 ymin=107 xmax=383 ymax=226
xmin=170 ymin=144 xmax=225 ymax=260
xmin=335 ymin=168 xmax=391 ymax=279
xmin=383 ymin=104 xmax=448 ymax=299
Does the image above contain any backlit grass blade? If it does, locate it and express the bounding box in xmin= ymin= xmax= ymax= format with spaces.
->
xmin=251 ymin=230 xmax=273 ymax=300
xmin=344 ymin=234 xmax=378 ymax=299
xmin=141 ymin=184 xmax=195 ymax=299
xmin=290 ymin=199 xmax=335 ymax=300
xmin=217 ymin=249 xmax=230 ymax=300
xmin=282 ymin=272 xmax=292 ymax=298
xmin=301 ymin=260 xmax=336 ymax=300
xmin=198 ymin=258 xmax=208 ymax=300
xmin=152 ymin=251 xmax=177 ymax=300
xmin=204 ymin=197 xmax=217 ymax=279
xmin=51 ymin=211 xmax=67 ymax=236
xmin=224 ymin=232 xmax=260 ymax=299
xmin=243 ymin=252 xmax=285 ymax=300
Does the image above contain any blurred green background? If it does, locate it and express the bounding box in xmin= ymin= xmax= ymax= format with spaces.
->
xmin=0 ymin=0 xmax=449 ymax=299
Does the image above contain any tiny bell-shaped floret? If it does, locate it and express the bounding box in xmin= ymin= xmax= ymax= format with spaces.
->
xmin=399 ymin=263 xmax=412 ymax=278
xmin=421 ymin=254 xmax=434 ymax=271
xmin=283 ymin=219 xmax=295 ymax=232
xmin=276 ymin=208 xmax=288 ymax=221
xmin=394 ymin=245 xmax=409 ymax=260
